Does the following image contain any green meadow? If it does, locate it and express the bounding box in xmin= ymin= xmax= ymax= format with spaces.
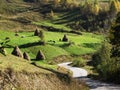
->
xmin=0 ymin=30 xmax=103 ymax=62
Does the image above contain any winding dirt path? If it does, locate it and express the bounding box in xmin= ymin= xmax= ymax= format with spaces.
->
xmin=58 ymin=62 xmax=120 ymax=90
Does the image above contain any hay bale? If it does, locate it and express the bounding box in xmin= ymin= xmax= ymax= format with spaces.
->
xmin=36 ymin=50 xmax=45 ymax=60
xmin=62 ymin=34 xmax=68 ymax=42
xmin=23 ymin=52 xmax=30 ymax=60
xmin=11 ymin=46 xmax=23 ymax=58
xmin=34 ymin=29 xmax=39 ymax=36
xmin=5 ymin=37 xmax=10 ymax=40
xmin=15 ymin=33 xmax=19 ymax=36
xmin=21 ymin=35 xmax=25 ymax=38
xmin=0 ymin=47 xmax=7 ymax=56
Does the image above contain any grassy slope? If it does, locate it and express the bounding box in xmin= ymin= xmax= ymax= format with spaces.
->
xmin=0 ymin=54 xmax=88 ymax=90
xmin=0 ymin=30 xmax=103 ymax=61
xmin=0 ymin=54 xmax=51 ymax=73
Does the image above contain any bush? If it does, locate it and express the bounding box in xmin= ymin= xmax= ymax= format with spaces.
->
xmin=92 ymin=41 xmax=120 ymax=83
xmin=72 ymin=58 xmax=86 ymax=67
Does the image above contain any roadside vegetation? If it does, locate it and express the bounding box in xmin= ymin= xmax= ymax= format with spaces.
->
xmin=92 ymin=12 xmax=120 ymax=84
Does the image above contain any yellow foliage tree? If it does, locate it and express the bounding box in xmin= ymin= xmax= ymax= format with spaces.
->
xmin=50 ymin=10 xmax=54 ymax=18
xmin=53 ymin=0 xmax=60 ymax=5
xmin=109 ymin=0 xmax=120 ymax=13
xmin=83 ymin=1 xmax=93 ymax=14
xmin=115 ymin=0 xmax=120 ymax=11
xmin=92 ymin=3 xmax=100 ymax=15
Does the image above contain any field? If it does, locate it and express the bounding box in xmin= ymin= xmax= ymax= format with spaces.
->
xmin=0 ymin=30 xmax=103 ymax=64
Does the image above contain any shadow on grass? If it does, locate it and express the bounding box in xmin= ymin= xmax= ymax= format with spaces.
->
xmin=3 ymin=44 xmax=14 ymax=48
xmin=31 ymin=62 xmax=71 ymax=84
xmin=82 ymin=43 xmax=101 ymax=49
xmin=19 ymin=42 xmax=41 ymax=48
xmin=53 ymin=9 xmax=81 ymax=24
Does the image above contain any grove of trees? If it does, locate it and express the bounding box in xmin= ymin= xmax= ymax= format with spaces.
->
xmin=92 ymin=12 xmax=120 ymax=83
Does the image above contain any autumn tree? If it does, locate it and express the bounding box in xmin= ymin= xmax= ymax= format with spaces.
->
xmin=92 ymin=0 xmax=100 ymax=15
xmin=109 ymin=0 xmax=120 ymax=14
xmin=50 ymin=10 xmax=54 ymax=18
xmin=53 ymin=0 xmax=60 ymax=6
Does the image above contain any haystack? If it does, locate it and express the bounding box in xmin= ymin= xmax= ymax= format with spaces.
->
xmin=23 ymin=52 xmax=30 ymax=61
xmin=36 ymin=50 xmax=45 ymax=60
xmin=34 ymin=28 xmax=39 ymax=36
xmin=11 ymin=46 xmax=23 ymax=58
xmin=62 ymin=34 xmax=68 ymax=42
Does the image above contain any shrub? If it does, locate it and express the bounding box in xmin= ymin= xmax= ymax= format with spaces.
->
xmin=72 ymin=58 xmax=86 ymax=67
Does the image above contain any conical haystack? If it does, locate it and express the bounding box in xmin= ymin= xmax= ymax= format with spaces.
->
xmin=62 ymin=34 xmax=68 ymax=42
xmin=36 ymin=50 xmax=45 ymax=60
xmin=11 ymin=46 xmax=23 ymax=58
xmin=34 ymin=28 xmax=39 ymax=36
xmin=23 ymin=52 xmax=30 ymax=61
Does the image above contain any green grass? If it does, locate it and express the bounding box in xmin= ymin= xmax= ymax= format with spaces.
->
xmin=35 ymin=61 xmax=57 ymax=70
xmin=63 ymin=45 xmax=95 ymax=55
xmin=21 ymin=45 xmax=69 ymax=60
xmin=0 ymin=30 xmax=103 ymax=63
xmin=33 ymin=21 xmax=72 ymax=31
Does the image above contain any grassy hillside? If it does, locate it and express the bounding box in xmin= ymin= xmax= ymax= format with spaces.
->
xmin=0 ymin=30 xmax=103 ymax=62
xmin=0 ymin=54 xmax=51 ymax=73
xmin=0 ymin=54 xmax=88 ymax=90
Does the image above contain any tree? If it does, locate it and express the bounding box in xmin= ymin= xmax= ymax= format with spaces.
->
xmin=60 ymin=0 xmax=72 ymax=8
xmin=50 ymin=10 xmax=54 ymax=18
xmin=92 ymin=0 xmax=100 ymax=15
xmin=53 ymin=0 xmax=60 ymax=6
xmin=109 ymin=0 xmax=119 ymax=14
xmin=38 ymin=30 xmax=45 ymax=45
xmin=92 ymin=12 xmax=120 ymax=83
xmin=110 ymin=12 xmax=120 ymax=57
